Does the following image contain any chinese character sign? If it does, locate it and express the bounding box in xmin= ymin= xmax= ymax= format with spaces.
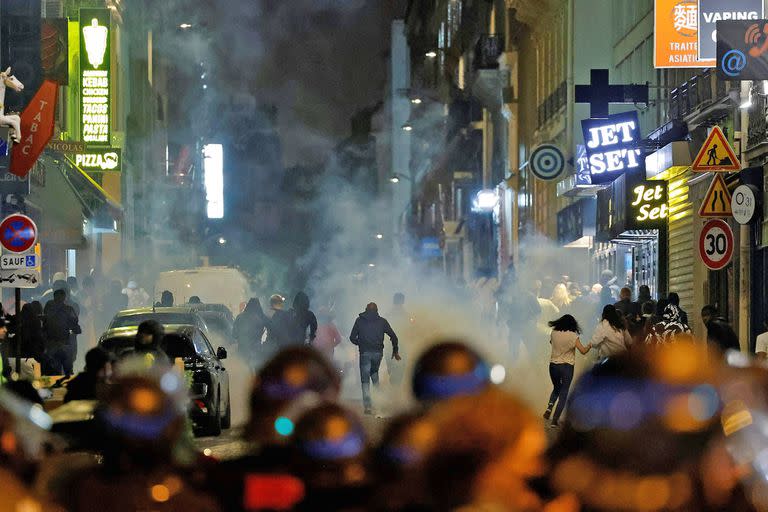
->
xmin=655 ymin=0 xmax=713 ymax=67
xmin=79 ymin=9 xmax=110 ymax=145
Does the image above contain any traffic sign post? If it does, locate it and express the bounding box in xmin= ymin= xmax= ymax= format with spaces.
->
xmin=0 ymin=214 xmax=40 ymax=378
xmin=698 ymin=174 xmax=733 ymax=218
xmin=0 ymin=214 xmax=37 ymax=253
xmin=692 ymin=126 xmax=741 ymax=172
xmin=699 ymin=219 xmax=734 ymax=270
xmin=732 ymin=184 xmax=759 ymax=224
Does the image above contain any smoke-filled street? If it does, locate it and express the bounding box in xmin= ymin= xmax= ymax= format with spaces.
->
xmin=2 ymin=0 xmax=768 ymax=511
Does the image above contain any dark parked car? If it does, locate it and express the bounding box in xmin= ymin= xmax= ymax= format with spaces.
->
xmin=99 ymin=323 xmax=231 ymax=437
xmin=106 ymin=306 xmax=210 ymax=333
xmin=188 ymin=303 xmax=234 ymax=343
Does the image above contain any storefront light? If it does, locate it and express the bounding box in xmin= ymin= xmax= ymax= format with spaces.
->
xmin=473 ymin=190 xmax=498 ymax=211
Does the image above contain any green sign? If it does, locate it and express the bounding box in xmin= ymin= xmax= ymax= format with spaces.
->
xmin=74 ymin=147 xmax=121 ymax=172
xmin=79 ymin=9 xmax=111 ymax=145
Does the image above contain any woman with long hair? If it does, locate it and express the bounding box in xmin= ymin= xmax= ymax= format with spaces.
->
xmin=550 ymin=283 xmax=572 ymax=310
xmin=589 ymin=304 xmax=632 ymax=358
xmin=544 ymin=314 xmax=591 ymax=427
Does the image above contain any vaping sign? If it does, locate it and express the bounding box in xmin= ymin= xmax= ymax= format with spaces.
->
xmin=698 ymin=0 xmax=762 ymax=61
xmin=79 ymin=9 xmax=111 ymax=145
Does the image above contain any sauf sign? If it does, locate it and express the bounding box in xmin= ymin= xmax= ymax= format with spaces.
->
xmin=582 ymin=111 xmax=644 ymax=184
xmin=627 ymin=180 xmax=668 ymax=229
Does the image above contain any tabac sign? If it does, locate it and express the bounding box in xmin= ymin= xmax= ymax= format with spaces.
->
xmin=79 ymin=9 xmax=111 ymax=145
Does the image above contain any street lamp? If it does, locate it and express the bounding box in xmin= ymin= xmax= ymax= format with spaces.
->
xmin=218 ymin=237 xmax=227 ymax=245
xmin=425 ymin=51 xmax=438 ymax=58
xmin=375 ymin=233 xmax=384 ymax=240
xmin=410 ymin=98 xmax=423 ymax=105
xmin=389 ymin=173 xmax=411 ymax=184
xmin=401 ymin=122 xmax=413 ymax=131
xmin=179 ymin=23 xmax=193 ymax=29
xmin=472 ymin=190 xmax=499 ymax=212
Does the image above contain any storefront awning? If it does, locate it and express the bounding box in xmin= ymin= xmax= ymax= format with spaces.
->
xmin=25 ymin=151 xmax=122 ymax=248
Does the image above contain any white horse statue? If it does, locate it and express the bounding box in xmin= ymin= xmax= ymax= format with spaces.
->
xmin=0 ymin=67 xmax=24 ymax=143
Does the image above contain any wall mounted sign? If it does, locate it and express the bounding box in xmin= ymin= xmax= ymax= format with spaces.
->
xmin=72 ymin=147 xmax=121 ymax=172
xmin=691 ymin=126 xmax=740 ymax=172
xmin=655 ymin=0 xmax=711 ymax=68
xmin=582 ymin=111 xmax=645 ymax=184
xmin=698 ymin=0 xmax=763 ymax=61
xmin=732 ymin=184 xmax=758 ymax=224
xmin=9 ymin=80 xmax=58 ymax=177
xmin=574 ymin=69 xmax=649 ymax=119
xmin=529 ymin=144 xmax=565 ymax=181
xmin=79 ymin=8 xmax=111 ymax=145
xmin=48 ymin=140 xmax=86 ymax=153
xmin=574 ymin=144 xmax=593 ymax=186
xmin=698 ymin=174 xmax=733 ymax=218
xmin=626 ymin=180 xmax=669 ymax=229
xmin=716 ymin=19 xmax=768 ymax=80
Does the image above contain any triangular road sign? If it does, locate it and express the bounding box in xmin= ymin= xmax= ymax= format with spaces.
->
xmin=692 ymin=126 xmax=741 ymax=172
xmin=699 ymin=174 xmax=733 ymax=218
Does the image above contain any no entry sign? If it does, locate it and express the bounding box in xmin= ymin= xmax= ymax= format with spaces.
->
xmin=699 ymin=219 xmax=734 ymax=270
xmin=0 ymin=214 xmax=37 ymax=254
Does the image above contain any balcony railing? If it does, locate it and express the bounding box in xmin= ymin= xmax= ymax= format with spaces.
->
xmin=474 ymin=34 xmax=504 ymax=70
xmin=748 ymin=83 xmax=768 ymax=151
xmin=537 ymin=80 xmax=567 ymax=128
xmin=668 ymin=70 xmax=730 ymax=121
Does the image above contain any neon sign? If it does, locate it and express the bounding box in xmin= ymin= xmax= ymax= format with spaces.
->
xmin=627 ymin=181 xmax=668 ymax=229
xmin=582 ymin=111 xmax=644 ymax=184
xmin=80 ymin=9 xmax=110 ymax=145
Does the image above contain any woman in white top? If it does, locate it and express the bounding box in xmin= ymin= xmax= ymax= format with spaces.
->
xmin=544 ymin=314 xmax=591 ymax=427
xmin=590 ymin=304 xmax=632 ymax=358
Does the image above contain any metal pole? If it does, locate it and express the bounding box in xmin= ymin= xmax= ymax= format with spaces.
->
xmin=14 ymin=287 xmax=20 ymax=375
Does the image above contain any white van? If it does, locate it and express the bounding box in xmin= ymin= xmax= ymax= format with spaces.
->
xmin=155 ymin=267 xmax=250 ymax=316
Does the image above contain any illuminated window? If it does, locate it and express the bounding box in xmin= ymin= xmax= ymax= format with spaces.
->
xmin=203 ymin=144 xmax=224 ymax=219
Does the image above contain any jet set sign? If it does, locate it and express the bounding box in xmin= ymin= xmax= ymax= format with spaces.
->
xmin=582 ymin=111 xmax=644 ymax=184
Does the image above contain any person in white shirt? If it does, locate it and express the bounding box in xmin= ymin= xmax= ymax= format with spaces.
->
xmin=756 ymin=316 xmax=768 ymax=360
xmin=590 ymin=304 xmax=633 ymax=358
xmin=544 ymin=314 xmax=591 ymax=427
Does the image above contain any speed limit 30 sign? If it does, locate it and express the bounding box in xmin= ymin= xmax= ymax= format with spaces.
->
xmin=699 ymin=219 xmax=734 ymax=271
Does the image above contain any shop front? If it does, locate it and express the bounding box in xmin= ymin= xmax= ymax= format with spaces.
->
xmin=593 ymin=173 xmax=668 ymax=298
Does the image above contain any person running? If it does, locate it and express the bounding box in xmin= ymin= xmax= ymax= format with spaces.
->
xmin=589 ymin=304 xmax=632 ymax=358
xmin=544 ymin=314 xmax=591 ymax=427
xmin=349 ymin=302 xmax=399 ymax=415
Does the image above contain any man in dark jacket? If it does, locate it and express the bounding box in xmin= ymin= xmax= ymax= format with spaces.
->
xmin=44 ymin=289 xmax=81 ymax=376
xmin=264 ymin=295 xmax=301 ymax=355
xmin=64 ymin=347 xmax=114 ymax=402
xmin=349 ymin=303 xmax=399 ymax=415
xmin=290 ymin=292 xmax=317 ymax=344
xmin=233 ymin=298 xmax=267 ymax=361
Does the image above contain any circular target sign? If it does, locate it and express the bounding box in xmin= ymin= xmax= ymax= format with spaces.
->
xmin=530 ymin=144 xmax=565 ymax=181
xmin=699 ymin=219 xmax=734 ymax=271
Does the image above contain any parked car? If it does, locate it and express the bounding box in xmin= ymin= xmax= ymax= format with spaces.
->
xmin=105 ymin=306 xmax=209 ymax=334
xmin=188 ymin=303 xmax=234 ymax=345
xmin=98 ymin=323 xmax=231 ymax=436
